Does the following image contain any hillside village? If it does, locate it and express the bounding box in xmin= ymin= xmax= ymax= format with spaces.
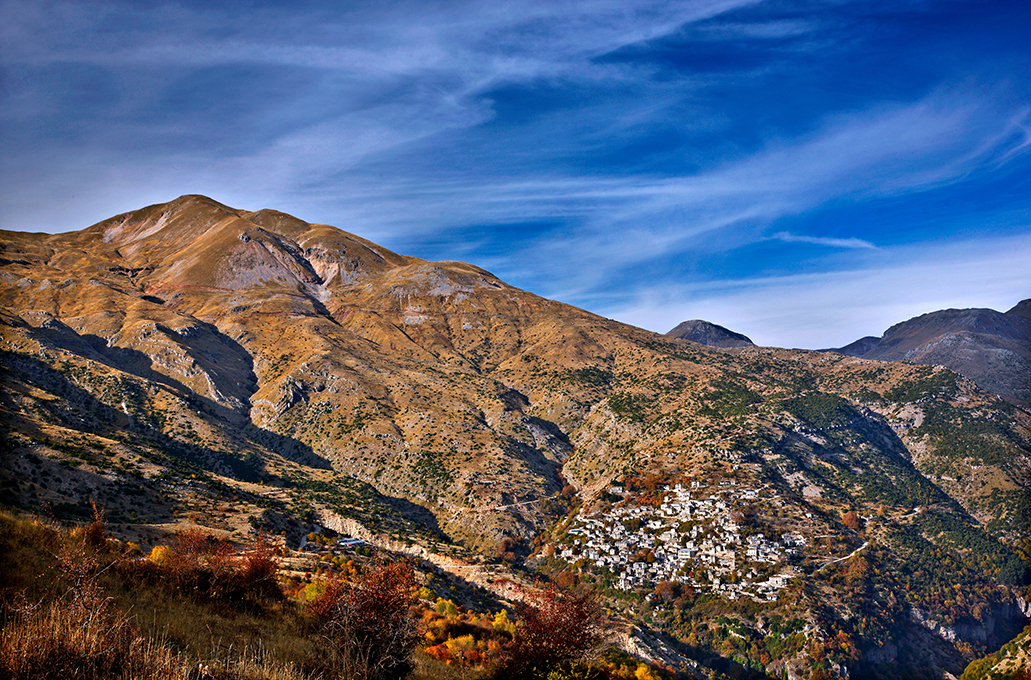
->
xmin=555 ymin=479 xmax=816 ymax=602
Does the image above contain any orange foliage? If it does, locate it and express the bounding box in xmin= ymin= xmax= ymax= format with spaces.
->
xmin=845 ymin=555 xmax=870 ymax=587
xmin=424 ymin=643 xmax=452 ymax=663
xmin=496 ymin=582 xmax=608 ymax=678
xmin=130 ymin=528 xmax=282 ymax=605
xmin=307 ymin=560 xmax=420 ymax=680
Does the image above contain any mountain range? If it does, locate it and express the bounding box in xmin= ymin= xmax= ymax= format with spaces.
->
xmin=1 ymin=195 xmax=1028 ymax=679
xmin=825 ymin=302 xmax=1031 ymax=405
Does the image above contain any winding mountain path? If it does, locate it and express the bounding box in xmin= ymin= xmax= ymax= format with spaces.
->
xmin=818 ymin=540 xmax=870 ymax=572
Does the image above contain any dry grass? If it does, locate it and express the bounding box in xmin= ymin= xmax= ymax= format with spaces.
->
xmin=0 ymin=598 xmax=320 ymax=680
xmin=0 ymin=507 xmax=185 ymax=679
xmin=0 ymin=510 xmax=322 ymax=680
xmin=0 ymin=597 xmax=189 ymax=680
xmin=123 ymin=584 xmax=319 ymax=673
xmin=192 ymin=642 xmax=316 ymax=680
xmin=0 ymin=509 xmax=491 ymax=679
xmin=410 ymin=650 xmax=485 ymax=680
xmin=0 ymin=513 xmax=64 ymax=603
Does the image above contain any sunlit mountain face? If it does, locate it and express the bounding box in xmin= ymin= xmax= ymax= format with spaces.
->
xmin=2 ymin=195 xmax=1029 ymax=679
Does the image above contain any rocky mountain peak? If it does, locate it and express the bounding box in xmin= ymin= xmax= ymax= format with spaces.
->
xmin=664 ymin=319 xmax=754 ymax=348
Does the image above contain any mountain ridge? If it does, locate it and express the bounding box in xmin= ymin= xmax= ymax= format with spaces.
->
xmin=827 ymin=303 xmax=1031 ymax=404
xmin=2 ymin=195 xmax=1029 ymax=679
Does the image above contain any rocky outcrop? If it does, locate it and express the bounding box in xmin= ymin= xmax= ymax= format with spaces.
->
xmin=910 ymin=601 xmax=1030 ymax=648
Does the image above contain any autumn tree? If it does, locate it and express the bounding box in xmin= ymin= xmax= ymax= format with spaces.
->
xmin=654 ymin=580 xmax=676 ymax=603
xmin=554 ymin=571 xmax=578 ymax=589
xmin=307 ymin=560 xmax=420 ymax=680
xmin=150 ymin=528 xmax=231 ymax=596
xmin=491 ymin=582 xmax=610 ymax=680
xmin=143 ymin=527 xmax=282 ymax=605
xmin=842 ymin=511 xmax=861 ymax=532
xmin=844 ymin=555 xmax=870 ymax=587
xmin=237 ymin=529 xmax=281 ymax=601
xmin=497 ymin=537 xmax=524 ymax=563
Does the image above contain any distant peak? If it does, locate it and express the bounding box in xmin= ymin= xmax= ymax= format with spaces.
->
xmin=1006 ymin=298 xmax=1031 ymax=320
xmin=166 ymin=194 xmax=235 ymax=211
xmin=824 ymin=336 xmax=881 ymax=357
xmin=827 ymin=301 xmax=1031 ymax=403
xmin=665 ymin=320 xmax=754 ymax=348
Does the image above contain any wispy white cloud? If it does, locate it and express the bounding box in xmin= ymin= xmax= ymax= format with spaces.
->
xmin=1 ymin=0 xmax=1029 ymax=352
xmin=605 ymin=232 xmax=1031 ymax=348
xmin=769 ymin=232 xmax=877 ymax=249
xmin=307 ymin=87 xmax=1029 ymax=296
xmin=696 ymin=19 xmax=819 ymax=41
xmin=0 ymin=1 xmax=757 ymax=74
xmin=0 ymin=0 xmax=762 ymax=233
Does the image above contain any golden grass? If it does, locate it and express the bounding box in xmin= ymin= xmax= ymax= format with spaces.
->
xmin=0 ymin=510 xmax=322 ymax=680
xmin=0 ymin=597 xmax=189 ymax=680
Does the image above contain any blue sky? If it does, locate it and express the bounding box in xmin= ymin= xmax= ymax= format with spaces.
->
xmin=2 ymin=0 xmax=1029 ymax=348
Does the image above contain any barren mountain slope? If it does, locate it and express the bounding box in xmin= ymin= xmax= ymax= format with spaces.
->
xmin=832 ymin=305 xmax=1031 ymax=404
xmin=3 ymin=195 xmax=1030 ymax=678
xmin=664 ymin=319 xmax=754 ymax=347
xmin=2 ymin=196 xmax=1028 ymax=548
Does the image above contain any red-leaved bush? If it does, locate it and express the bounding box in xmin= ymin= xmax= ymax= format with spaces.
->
xmin=490 ymin=582 xmax=609 ymax=680
xmin=306 ymin=560 xmax=420 ymax=680
xmin=131 ymin=528 xmax=282 ymax=607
